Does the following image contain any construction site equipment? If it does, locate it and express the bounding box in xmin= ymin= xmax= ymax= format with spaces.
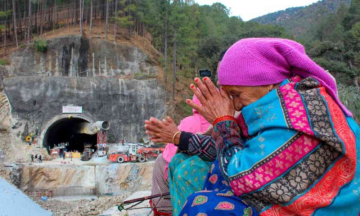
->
xmin=71 ymin=152 xmax=81 ymax=158
xmin=25 ymin=136 xmax=32 ymax=142
xmin=77 ymin=121 xmax=110 ymax=135
xmin=49 ymin=144 xmax=66 ymax=158
xmin=138 ymin=147 xmax=163 ymax=161
xmin=49 ymin=148 xmax=60 ymax=157
xmin=108 ymin=144 xmax=164 ymax=163
xmin=97 ymin=143 xmax=108 ymax=157
xmin=81 ymin=144 xmax=94 ymax=161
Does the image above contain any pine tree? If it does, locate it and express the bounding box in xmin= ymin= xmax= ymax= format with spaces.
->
xmin=90 ymin=0 xmax=93 ymax=37
xmin=168 ymin=0 xmax=197 ymax=100
xmin=28 ymin=0 xmax=32 ymax=43
xmin=0 ymin=8 xmax=11 ymax=53
xmin=80 ymin=0 xmax=83 ymax=35
xmin=113 ymin=0 xmax=118 ymax=42
xmin=164 ymin=1 xmax=169 ymax=85
xmin=343 ymin=0 xmax=360 ymax=31
xmin=105 ymin=0 xmax=109 ymax=39
xmin=113 ymin=0 xmax=136 ymax=38
xmin=40 ymin=0 xmax=45 ymax=36
xmin=12 ymin=0 xmax=18 ymax=47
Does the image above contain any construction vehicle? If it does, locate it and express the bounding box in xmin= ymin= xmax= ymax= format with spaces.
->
xmin=81 ymin=144 xmax=94 ymax=161
xmin=96 ymin=143 xmax=108 ymax=157
xmin=108 ymin=144 xmax=164 ymax=163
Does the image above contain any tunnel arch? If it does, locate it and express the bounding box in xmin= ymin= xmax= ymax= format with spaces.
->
xmin=40 ymin=114 xmax=97 ymax=153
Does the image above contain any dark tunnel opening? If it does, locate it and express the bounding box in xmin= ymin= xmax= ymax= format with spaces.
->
xmin=44 ymin=118 xmax=97 ymax=153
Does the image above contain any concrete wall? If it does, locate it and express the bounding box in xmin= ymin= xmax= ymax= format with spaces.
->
xmin=20 ymin=162 xmax=154 ymax=196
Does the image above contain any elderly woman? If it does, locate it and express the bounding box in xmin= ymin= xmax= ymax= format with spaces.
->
xmin=147 ymin=38 xmax=360 ymax=216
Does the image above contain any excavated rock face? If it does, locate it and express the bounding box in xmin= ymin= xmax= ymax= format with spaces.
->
xmin=0 ymin=163 xmax=22 ymax=188
xmin=10 ymin=36 xmax=157 ymax=77
xmin=3 ymin=36 xmax=167 ymax=145
xmin=0 ymin=91 xmax=10 ymax=131
xmin=96 ymin=162 xmax=153 ymax=195
xmin=4 ymin=76 xmax=166 ymax=144
xmin=0 ymin=66 xmax=9 ymax=91
xmin=20 ymin=162 xmax=153 ymax=196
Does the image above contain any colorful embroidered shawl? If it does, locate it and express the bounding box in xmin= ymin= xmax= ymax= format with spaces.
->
xmin=213 ymin=76 xmax=360 ymax=215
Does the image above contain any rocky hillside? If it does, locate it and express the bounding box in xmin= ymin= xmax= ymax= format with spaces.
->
xmin=10 ymin=36 xmax=158 ymax=78
xmin=0 ymin=91 xmax=10 ymax=131
xmin=252 ymin=0 xmax=351 ymax=38
xmin=3 ymin=34 xmax=167 ymax=146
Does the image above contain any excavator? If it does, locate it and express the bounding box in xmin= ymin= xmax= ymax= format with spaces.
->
xmin=108 ymin=143 xmax=164 ymax=163
xmin=81 ymin=144 xmax=94 ymax=161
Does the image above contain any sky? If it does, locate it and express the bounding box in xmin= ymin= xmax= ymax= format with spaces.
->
xmin=195 ymin=0 xmax=321 ymax=21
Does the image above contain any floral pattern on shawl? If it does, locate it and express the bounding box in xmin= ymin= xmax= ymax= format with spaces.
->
xmin=212 ymin=76 xmax=358 ymax=215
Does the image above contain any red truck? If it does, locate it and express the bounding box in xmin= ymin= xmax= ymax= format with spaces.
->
xmin=108 ymin=144 xmax=164 ymax=163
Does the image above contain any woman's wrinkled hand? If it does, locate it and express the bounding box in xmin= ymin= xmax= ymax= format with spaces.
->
xmin=187 ymin=77 xmax=235 ymax=124
xmin=144 ymin=117 xmax=180 ymax=144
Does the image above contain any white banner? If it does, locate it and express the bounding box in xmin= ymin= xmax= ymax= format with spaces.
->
xmin=62 ymin=106 xmax=83 ymax=114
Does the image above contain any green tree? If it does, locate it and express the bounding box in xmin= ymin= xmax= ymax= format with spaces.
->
xmin=339 ymin=85 xmax=360 ymax=122
xmin=348 ymin=22 xmax=360 ymax=52
xmin=198 ymin=35 xmax=223 ymax=81
xmin=167 ymin=0 xmax=200 ymax=99
xmin=328 ymin=24 xmax=345 ymax=42
xmin=113 ymin=0 xmax=136 ymax=37
xmin=313 ymin=57 xmax=359 ymax=84
xmin=0 ymin=10 xmax=11 ymax=32
xmin=343 ymin=0 xmax=360 ymax=31
xmin=0 ymin=9 xmax=11 ymax=53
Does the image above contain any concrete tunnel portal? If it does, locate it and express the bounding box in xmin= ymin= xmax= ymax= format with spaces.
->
xmin=43 ymin=117 xmax=97 ymax=153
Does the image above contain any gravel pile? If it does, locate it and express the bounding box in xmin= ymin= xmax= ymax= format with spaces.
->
xmin=35 ymin=193 xmax=131 ymax=216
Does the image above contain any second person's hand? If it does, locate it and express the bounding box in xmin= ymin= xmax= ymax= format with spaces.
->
xmin=144 ymin=117 xmax=180 ymax=144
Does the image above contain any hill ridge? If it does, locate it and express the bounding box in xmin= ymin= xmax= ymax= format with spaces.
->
xmin=251 ymin=0 xmax=352 ymax=38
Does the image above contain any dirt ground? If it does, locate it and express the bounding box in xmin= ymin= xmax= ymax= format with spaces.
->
xmin=34 ymin=194 xmax=131 ymax=216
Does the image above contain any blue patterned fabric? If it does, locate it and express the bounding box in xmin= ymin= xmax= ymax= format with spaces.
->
xmin=168 ymin=153 xmax=211 ymax=216
xmin=180 ymin=159 xmax=258 ymax=216
xmin=313 ymin=117 xmax=360 ymax=216
xmin=178 ymin=76 xmax=360 ymax=215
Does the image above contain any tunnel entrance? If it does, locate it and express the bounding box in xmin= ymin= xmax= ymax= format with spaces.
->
xmin=43 ymin=118 xmax=97 ymax=153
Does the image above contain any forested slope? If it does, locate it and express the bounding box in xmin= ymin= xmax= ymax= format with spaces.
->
xmin=252 ymin=0 xmax=351 ymax=39
xmin=0 ymin=0 xmax=291 ymax=116
xmin=0 ymin=0 xmax=359 ymax=120
xmin=252 ymin=0 xmax=360 ymax=120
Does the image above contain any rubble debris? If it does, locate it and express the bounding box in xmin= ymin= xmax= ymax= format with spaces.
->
xmin=101 ymin=191 xmax=152 ymax=216
xmin=36 ymin=194 xmax=131 ymax=216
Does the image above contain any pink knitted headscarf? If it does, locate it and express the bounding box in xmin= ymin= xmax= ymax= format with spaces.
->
xmin=218 ymin=38 xmax=352 ymax=117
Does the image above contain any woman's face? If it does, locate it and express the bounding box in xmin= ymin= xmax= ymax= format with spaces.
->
xmin=222 ymin=85 xmax=274 ymax=111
